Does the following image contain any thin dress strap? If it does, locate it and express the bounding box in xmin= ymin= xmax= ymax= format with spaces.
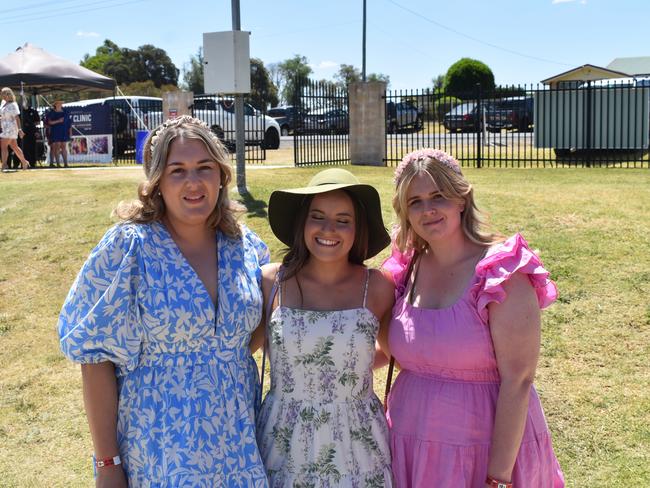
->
xmin=276 ymin=269 xmax=283 ymax=307
xmin=362 ymin=267 xmax=370 ymax=308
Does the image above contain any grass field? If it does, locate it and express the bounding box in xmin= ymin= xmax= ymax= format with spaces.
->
xmin=0 ymin=165 xmax=649 ymax=487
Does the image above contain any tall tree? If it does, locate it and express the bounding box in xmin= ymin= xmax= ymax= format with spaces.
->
xmin=335 ymin=64 xmax=361 ymax=86
xmin=432 ymin=74 xmax=445 ymax=91
xmin=443 ymin=58 xmax=495 ymax=99
xmin=267 ymin=62 xmax=283 ymax=95
xmin=367 ymin=72 xmax=390 ymax=85
xmin=334 ymin=64 xmax=389 ymax=87
xmin=183 ymin=47 xmax=204 ymax=94
xmin=248 ymin=58 xmax=279 ymax=110
xmin=278 ymin=55 xmax=312 ymax=105
xmin=81 ymin=40 xmax=179 ymax=88
xmin=138 ymin=44 xmax=179 ymax=87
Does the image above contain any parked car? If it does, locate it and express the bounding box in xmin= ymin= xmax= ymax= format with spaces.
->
xmin=148 ymin=97 xmax=281 ymax=150
xmin=486 ymin=96 xmax=534 ymax=132
xmin=304 ymin=108 xmax=349 ymax=134
xmin=386 ymin=100 xmax=423 ymax=133
xmin=443 ymin=102 xmax=483 ymax=132
xmin=268 ymin=105 xmax=308 ymax=136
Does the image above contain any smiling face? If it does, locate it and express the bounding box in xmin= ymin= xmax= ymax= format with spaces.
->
xmin=303 ymin=190 xmax=356 ymax=263
xmin=158 ymin=137 xmax=222 ymax=230
xmin=406 ymin=172 xmax=465 ymax=245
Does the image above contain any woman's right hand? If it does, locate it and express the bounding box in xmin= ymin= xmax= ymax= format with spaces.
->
xmin=96 ymin=465 xmax=128 ymax=488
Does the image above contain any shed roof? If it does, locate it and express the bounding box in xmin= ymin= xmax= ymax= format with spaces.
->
xmin=541 ymin=64 xmax=629 ymax=85
xmin=606 ymin=57 xmax=650 ymax=76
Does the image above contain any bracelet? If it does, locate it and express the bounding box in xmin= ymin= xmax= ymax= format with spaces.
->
xmin=94 ymin=455 xmax=121 ymax=468
xmin=485 ymin=476 xmax=513 ymax=488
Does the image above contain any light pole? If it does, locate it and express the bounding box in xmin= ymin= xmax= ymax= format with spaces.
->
xmin=232 ymin=0 xmax=247 ymax=194
xmin=362 ymin=0 xmax=367 ymax=82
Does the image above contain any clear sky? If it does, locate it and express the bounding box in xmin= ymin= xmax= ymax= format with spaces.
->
xmin=1 ymin=0 xmax=647 ymax=91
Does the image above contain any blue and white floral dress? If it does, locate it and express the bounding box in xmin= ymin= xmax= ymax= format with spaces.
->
xmin=58 ymin=221 xmax=270 ymax=488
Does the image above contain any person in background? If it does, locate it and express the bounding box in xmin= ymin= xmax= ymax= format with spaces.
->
xmin=252 ymin=168 xmax=395 ymax=487
xmin=45 ymin=100 xmax=72 ymax=167
xmin=0 ymin=87 xmax=31 ymax=171
xmin=383 ymin=148 xmax=564 ymax=488
xmin=20 ymin=103 xmax=41 ymax=167
xmin=58 ymin=116 xmax=270 ymax=487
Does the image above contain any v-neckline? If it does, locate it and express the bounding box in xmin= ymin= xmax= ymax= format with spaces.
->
xmin=156 ymin=221 xmax=220 ymax=318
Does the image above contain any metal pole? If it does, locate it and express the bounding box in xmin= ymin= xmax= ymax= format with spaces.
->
xmin=362 ymin=0 xmax=367 ymax=82
xmin=232 ymin=0 xmax=247 ymax=194
xmin=476 ymin=83 xmax=482 ymax=168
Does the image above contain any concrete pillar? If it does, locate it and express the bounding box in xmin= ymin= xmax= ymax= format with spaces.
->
xmin=349 ymin=81 xmax=386 ymax=166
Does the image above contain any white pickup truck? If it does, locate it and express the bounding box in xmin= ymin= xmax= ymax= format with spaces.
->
xmin=148 ymin=97 xmax=281 ymax=150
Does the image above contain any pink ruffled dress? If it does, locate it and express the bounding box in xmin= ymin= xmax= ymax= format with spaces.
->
xmin=384 ymin=234 xmax=564 ymax=488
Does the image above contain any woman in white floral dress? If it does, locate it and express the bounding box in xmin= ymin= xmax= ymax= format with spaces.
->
xmin=0 ymin=87 xmax=31 ymax=170
xmin=252 ymin=168 xmax=395 ymax=487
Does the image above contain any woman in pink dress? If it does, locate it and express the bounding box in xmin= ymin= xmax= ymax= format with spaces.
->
xmin=382 ymin=148 xmax=564 ymax=488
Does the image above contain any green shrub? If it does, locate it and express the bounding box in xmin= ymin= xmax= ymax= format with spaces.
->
xmin=443 ymin=58 xmax=495 ymax=99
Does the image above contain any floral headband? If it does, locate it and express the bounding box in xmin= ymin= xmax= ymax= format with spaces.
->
xmin=393 ymin=148 xmax=462 ymax=184
xmin=149 ymin=115 xmax=223 ymax=155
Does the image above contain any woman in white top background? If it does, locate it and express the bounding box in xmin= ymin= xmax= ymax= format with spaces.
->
xmin=0 ymin=87 xmax=31 ymax=171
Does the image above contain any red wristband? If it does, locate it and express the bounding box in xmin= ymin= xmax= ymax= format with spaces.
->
xmin=94 ymin=455 xmax=121 ymax=468
xmin=486 ymin=476 xmax=513 ymax=488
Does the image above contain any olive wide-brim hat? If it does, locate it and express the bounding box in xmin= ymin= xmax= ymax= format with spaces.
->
xmin=268 ymin=168 xmax=391 ymax=259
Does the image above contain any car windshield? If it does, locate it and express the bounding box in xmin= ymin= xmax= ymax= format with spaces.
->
xmin=451 ymin=103 xmax=476 ymax=115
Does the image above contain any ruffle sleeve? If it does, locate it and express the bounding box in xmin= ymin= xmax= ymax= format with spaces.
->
xmin=475 ymin=233 xmax=558 ymax=323
xmin=58 ymin=224 xmax=144 ymax=372
xmin=382 ymin=241 xmax=416 ymax=299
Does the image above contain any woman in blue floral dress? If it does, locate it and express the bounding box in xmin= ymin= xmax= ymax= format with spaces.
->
xmin=58 ymin=116 xmax=270 ymax=487
xmin=252 ymin=168 xmax=395 ymax=487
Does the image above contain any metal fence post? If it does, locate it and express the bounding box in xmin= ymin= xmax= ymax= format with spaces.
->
xmin=476 ymin=83 xmax=482 ymax=169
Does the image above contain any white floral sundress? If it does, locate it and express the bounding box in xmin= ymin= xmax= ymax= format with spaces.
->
xmin=58 ymin=222 xmax=270 ymax=488
xmin=257 ymin=269 xmax=392 ymax=487
xmin=0 ymin=101 xmax=20 ymax=139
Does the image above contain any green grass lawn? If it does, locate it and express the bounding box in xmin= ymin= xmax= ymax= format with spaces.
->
xmin=0 ymin=166 xmax=648 ymax=486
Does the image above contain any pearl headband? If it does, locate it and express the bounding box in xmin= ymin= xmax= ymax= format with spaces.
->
xmin=149 ymin=115 xmax=223 ymax=155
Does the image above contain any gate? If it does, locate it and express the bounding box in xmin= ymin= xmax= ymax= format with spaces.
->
xmin=385 ymin=84 xmax=650 ymax=169
xmin=294 ymin=78 xmax=349 ymax=166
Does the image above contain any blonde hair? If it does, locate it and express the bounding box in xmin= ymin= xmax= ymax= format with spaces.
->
xmin=114 ymin=116 xmax=243 ymax=237
xmin=393 ymin=155 xmax=502 ymax=252
xmin=1 ymin=87 xmax=16 ymax=102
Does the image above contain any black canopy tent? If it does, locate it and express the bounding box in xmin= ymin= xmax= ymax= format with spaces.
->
xmin=0 ymin=43 xmax=115 ymax=94
xmin=0 ymin=44 xmax=116 ymax=167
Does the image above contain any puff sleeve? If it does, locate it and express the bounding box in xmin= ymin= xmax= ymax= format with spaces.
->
xmin=475 ymin=233 xmax=558 ymax=324
xmin=58 ymin=224 xmax=143 ymax=372
xmin=382 ymin=242 xmax=416 ymax=299
xmin=243 ymin=224 xmax=270 ymax=267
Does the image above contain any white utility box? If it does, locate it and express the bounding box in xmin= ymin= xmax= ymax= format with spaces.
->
xmin=203 ymin=31 xmax=251 ymax=94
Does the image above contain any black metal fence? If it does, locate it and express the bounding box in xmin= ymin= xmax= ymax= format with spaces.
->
xmin=293 ymin=78 xmax=349 ymax=166
xmin=384 ymin=82 xmax=650 ymax=169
